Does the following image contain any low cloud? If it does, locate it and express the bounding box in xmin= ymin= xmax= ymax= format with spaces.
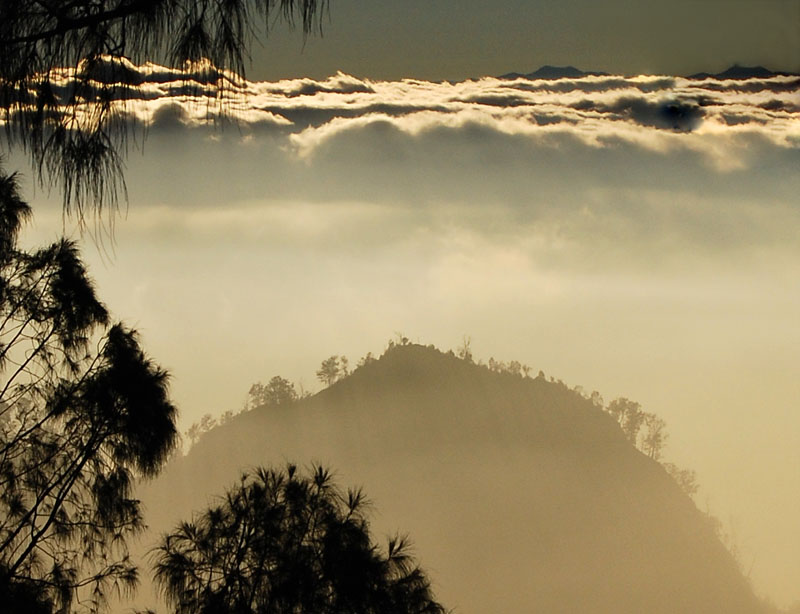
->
xmin=11 ymin=58 xmax=800 ymax=277
xmin=8 ymin=60 xmax=796 ymax=153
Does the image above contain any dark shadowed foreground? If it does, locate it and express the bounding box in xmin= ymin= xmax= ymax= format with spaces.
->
xmin=152 ymin=464 xmax=445 ymax=614
xmin=139 ymin=344 xmax=767 ymax=614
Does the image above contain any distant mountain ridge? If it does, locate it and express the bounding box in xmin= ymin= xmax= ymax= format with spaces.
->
xmin=138 ymin=344 xmax=771 ymax=614
xmin=500 ymin=65 xmax=609 ymax=79
xmin=688 ymin=65 xmax=798 ymax=79
xmin=500 ymin=63 xmax=798 ymax=79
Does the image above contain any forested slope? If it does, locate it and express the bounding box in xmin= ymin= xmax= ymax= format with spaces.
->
xmin=139 ymin=344 xmax=767 ymax=614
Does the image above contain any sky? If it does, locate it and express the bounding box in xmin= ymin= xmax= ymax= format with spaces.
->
xmin=248 ymin=0 xmax=800 ymax=80
xmin=4 ymin=1 xmax=800 ymax=609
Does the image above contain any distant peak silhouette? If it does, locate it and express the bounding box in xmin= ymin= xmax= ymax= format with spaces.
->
xmin=500 ymin=63 xmax=798 ymax=81
xmin=688 ymin=65 xmax=797 ymax=79
xmin=500 ymin=65 xmax=609 ymax=80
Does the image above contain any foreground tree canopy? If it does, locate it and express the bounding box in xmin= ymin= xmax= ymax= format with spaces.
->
xmin=0 ymin=0 xmax=328 ymax=216
xmin=153 ymin=464 xmax=447 ymax=614
xmin=0 ymin=170 xmax=178 ymax=613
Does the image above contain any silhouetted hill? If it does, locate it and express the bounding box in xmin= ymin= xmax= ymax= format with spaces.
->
xmin=688 ymin=65 xmax=797 ymax=79
xmin=138 ymin=344 xmax=768 ymax=614
xmin=500 ymin=65 xmax=608 ymax=79
xmin=500 ymin=64 xmax=798 ymax=81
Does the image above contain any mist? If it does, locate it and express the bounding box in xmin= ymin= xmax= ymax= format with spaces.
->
xmin=14 ymin=68 xmax=800 ymax=608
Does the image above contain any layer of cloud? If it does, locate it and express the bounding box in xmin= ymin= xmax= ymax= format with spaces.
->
xmin=7 ymin=59 xmax=797 ymax=154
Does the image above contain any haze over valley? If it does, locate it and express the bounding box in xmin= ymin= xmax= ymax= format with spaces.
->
xmin=9 ymin=57 xmax=798 ymax=611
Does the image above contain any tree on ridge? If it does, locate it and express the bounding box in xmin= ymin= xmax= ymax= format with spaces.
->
xmin=250 ymin=375 xmax=299 ymax=408
xmin=317 ymin=355 xmax=343 ymax=386
xmin=640 ymin=412 xmax=668 ymax=460
xmin=607 ymin=397 xmax=645 ymax=444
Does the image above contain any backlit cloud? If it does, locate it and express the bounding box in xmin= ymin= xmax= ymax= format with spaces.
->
xmin=8 ymin=58 xmax=796 ymax=157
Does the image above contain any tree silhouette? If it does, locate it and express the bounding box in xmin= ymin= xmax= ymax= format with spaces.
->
xmin=663 ymin=462 xmax=699 ymax=498
xmin=0 ymin=171 xmax=178 ymax=613
xmin=153 ymin=464 xmax=447 ymax=614
xmin=186 ymin=413 xmax=219 ymax=447
xmin=357 ymin=352 xmax=377 ymax=368
xmin=316 ymin=356 xmax=341 ymax=386
xmin=640 ymin=412 xmax=668 ymax=460
xmin=0 ymin=0 xmax=328 ymax=216
xmin=607 ymin=397 xmax=646 ymax=444
xmin=251 ymin=375 xmax=298 ymax=407
xmin=455 ymin=336 xmax=472 ymax=363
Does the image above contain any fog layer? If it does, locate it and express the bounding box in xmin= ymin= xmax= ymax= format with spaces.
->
xmin=17 ymin=68 xmax=800 ymax=606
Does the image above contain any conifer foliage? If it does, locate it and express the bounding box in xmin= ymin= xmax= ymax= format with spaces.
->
xmin=0 ymin=0 xmax=327 ymax=215
xmin=0 ymin=171 xmax=178 ymax=613
xmin=153 ymin=464 xmax=447 ymax=614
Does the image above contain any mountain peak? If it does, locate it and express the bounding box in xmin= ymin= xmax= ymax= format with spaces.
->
xmin=499 ymin=65 xmax=609 ymax=80
xmin=499 ymin=63 xmax=797 ymax=81
xmin=688 ymin=65 xmax=781 ymax=80
xmin=141 ymin=341 xmax=768 ymax=614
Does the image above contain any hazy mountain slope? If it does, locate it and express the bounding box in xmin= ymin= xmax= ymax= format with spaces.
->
xmin=138 ymin=344 xmax=766 ymax=614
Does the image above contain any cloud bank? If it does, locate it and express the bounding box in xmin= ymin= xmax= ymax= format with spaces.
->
xmin=22 ymin=59 xmax=792 ymax=263
xmin=11 ymin=58 xmax=798 ymax=156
